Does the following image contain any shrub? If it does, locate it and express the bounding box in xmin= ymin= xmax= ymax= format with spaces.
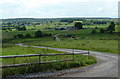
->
xmin=74 ymin=22 xmax=83 ymax=29
xmin=14 ymin=35 xmax=17 ymax=38
xmin=100 ymin=28 xmax=105 ymax=33
xmin=95 ymin=27 xmax=98 ymax=29
xmin=16 ymin=34 xmax=24 ymax=38
xmin=43 ymin=33 xmax=52 ymax=37
xmin=17 ymin=26 xmax=26 ymax=31
xmin=34 ymin=30 xmax=43 ymax=37
xmin=21 ymin=26 xmax=26 ymax=31
xmin=107 ymin=22 xmax=116 ymax=33
xmin=25 ymin=34 xmax=32 ymax=38
xmin=91 ymin=29 xmax=96 ymax=34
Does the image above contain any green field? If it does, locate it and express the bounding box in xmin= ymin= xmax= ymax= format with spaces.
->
xmin=2 ymin=19 xmax=119 ymax=77
xmin=2 ymin=45 xmax=96 ymax=77
xmin=2 ymin=29 xmax=99 ymax=77
xmin=3 ymin=28 xmax=119 ymax=54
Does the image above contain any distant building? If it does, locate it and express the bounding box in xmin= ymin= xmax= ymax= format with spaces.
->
xmin=65 ymin=26 xmax=78 ymax=31
xmin=55 ymin=26 xmax=79 ymax=31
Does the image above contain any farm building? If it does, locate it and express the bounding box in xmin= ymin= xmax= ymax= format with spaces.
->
xmin=55 ymin=26 xmax=79 ymax=31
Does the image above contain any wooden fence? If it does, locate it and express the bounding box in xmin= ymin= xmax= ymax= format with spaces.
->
xmin=0 ymin=51 xmax=90 ymax=68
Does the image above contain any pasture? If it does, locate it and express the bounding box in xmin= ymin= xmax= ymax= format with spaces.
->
xmin=2 ymin=18 xmax=119 ymax=77
xmin=2 ymin=45 xmax=96 ymax=77
xmin=3 ymin=28 xmax=119 ymax=54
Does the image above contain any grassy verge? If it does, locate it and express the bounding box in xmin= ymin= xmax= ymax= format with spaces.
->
xmin=2 ymin=46 xmax=97 ymax=77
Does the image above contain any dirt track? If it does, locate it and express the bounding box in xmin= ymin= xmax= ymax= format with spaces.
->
xmin=14 ymin=44 xmax=119 ymax=77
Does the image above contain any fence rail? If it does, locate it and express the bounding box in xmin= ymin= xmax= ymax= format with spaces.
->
xmin=0 ymin=51 xmax=90 ymax=68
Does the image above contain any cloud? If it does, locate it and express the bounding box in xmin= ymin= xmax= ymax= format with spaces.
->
xmin=0 ymin=0 xmax=119 ymax=18
xmin=97 ymin=7 xmax=104 ymax=12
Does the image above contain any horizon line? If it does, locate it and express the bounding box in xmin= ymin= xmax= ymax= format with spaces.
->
xmin=1 ymin=16 xmax=118 ymax=19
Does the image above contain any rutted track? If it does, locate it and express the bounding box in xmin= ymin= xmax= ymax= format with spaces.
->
xmin=14 ymin=44 xmax=118 ymax=77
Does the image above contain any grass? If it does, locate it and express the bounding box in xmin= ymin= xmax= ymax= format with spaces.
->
xmin=24 ymin=22 xmax=110 ymax=31
xmin=2 ymin=46 xmax=69 ymax=66
xmin=3 ymin=55 xmax=96 ymax=77
xmin=2 ymin=46 xmax=66 ymax=56
xmin=17 ymin=29 xmax=118 ymax=54
xmin=2 ymin=45 xmax=97 ymax=77
xmin=2 ymin=23 xmax=119 ymax=77
xmin=23 ymin=38 xmax=118 ymax=54
xmin=2 ymin=28 xmax=119 ymax=54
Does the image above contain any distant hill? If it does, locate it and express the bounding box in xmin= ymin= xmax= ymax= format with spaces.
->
xmin=1 ymin=17 xmax=114 ymax=22
xmin=1 ymin=18 xmax=60 ymax=22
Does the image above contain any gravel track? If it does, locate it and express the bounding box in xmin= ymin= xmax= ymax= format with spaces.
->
xmin=8 ymin=44 xmax=119 ymax=78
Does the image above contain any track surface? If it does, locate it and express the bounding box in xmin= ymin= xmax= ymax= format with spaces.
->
xmin=14 ymin=44 xmax=119 ymax=77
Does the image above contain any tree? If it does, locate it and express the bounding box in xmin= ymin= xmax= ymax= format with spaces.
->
xmin=16 ymin=34 xmax=24 ymax=38
xmin=2 ymin=27 xmax=7 ymax=31
xmin=74 ymin=22 xmax=83 ymax=29
xmin=100 ymin=28 xmax=105 ymax=33
xmin=15 ymin=26 xmax=26 ymax=31
xmin=7 ymin=27 xmax=12 ymax=31
xmin=25 ymin=34 xmax=31 ymax=38
xmin=91 ymin=29 xmax=96 ymax=34
xmin=34 ymin=30 xmax=43 ymax=37
xmin=107 ymin=22 xmax=115 ymax=33
xmin=21 ymin=26 xmax=26 ymax=31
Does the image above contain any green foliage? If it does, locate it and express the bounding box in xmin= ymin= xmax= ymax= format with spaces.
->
xmin=16 ymin=26 xmax=26 ymax=31
xmin=107 ymin=22 xmax=116 ymax=33
xmin=74 ymin=22 xmax=83 ymax=29
xmin=100 ymin=28 xmax=105 ymax=33
xmin=25 ymin=34 xmax=32 ymax=38
xmin=2 ymin=27 xmax=7 ymax=30
xmin=21 ymin=26 xmax=26 ymax=31
xmin=91 ymin=29 xmax=96 ymax=34
xmin=34 ymin=30 xmax=43 ymax=37
xmin=15 ymin=34 xmax=24 ymax=38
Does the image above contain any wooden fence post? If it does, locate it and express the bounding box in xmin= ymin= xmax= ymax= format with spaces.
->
xmin=38 ymin=54 xmax=41 ymax=63
xmin=47 ymin=47 xmax=48 ymax=51
xmin=88 ymin=51 xmax=90 ymax=59
xmin=73 ymin=49 xmax=74 ymax=61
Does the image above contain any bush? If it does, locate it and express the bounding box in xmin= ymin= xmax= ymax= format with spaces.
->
xmin=34 ymin=30 xmax=43 ymax=37
xmin=17 ymin=26 xmax=26 ymax=31
xmin=16 ymin=34 xmax=24 ymax=38
xmin=100 ymin=28 xmax=105 ymax=33
xmin=95 ymin=27 xmax=98 ymax=29
xmin=25 ymin=34 xmax=32 ymax=38
xmin=91 ymin=29 xmax=96 ymax=34
xmin=74 ymin=22 xmax=83 ymax=29
xmin=14 ymin=35 xmax=17 ymax=38
xmin=43 ymin=33 xmax=52 ymax=37
xmin=107 ymin=22 xmax=115 ymax=33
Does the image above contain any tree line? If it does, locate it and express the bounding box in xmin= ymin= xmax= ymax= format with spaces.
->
xmin=14 ymin=30 xmax=52 ymax=38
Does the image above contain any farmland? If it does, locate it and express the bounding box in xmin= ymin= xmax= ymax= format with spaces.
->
xmin=1 ymin=18 xmax=119 ymax=77
xmin=3 ymin=28 xmax=119 ymax=54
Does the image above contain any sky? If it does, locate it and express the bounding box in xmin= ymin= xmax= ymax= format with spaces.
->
xmin=0 ymin=0 xmax=119 ymax=19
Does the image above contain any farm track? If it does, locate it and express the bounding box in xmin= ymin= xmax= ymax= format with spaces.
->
xmin=7 ymin=44 xmax=119 ymax=78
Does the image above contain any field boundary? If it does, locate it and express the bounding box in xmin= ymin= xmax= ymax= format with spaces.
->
xmin=0 ymin=52 xmax=90 ymax=68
